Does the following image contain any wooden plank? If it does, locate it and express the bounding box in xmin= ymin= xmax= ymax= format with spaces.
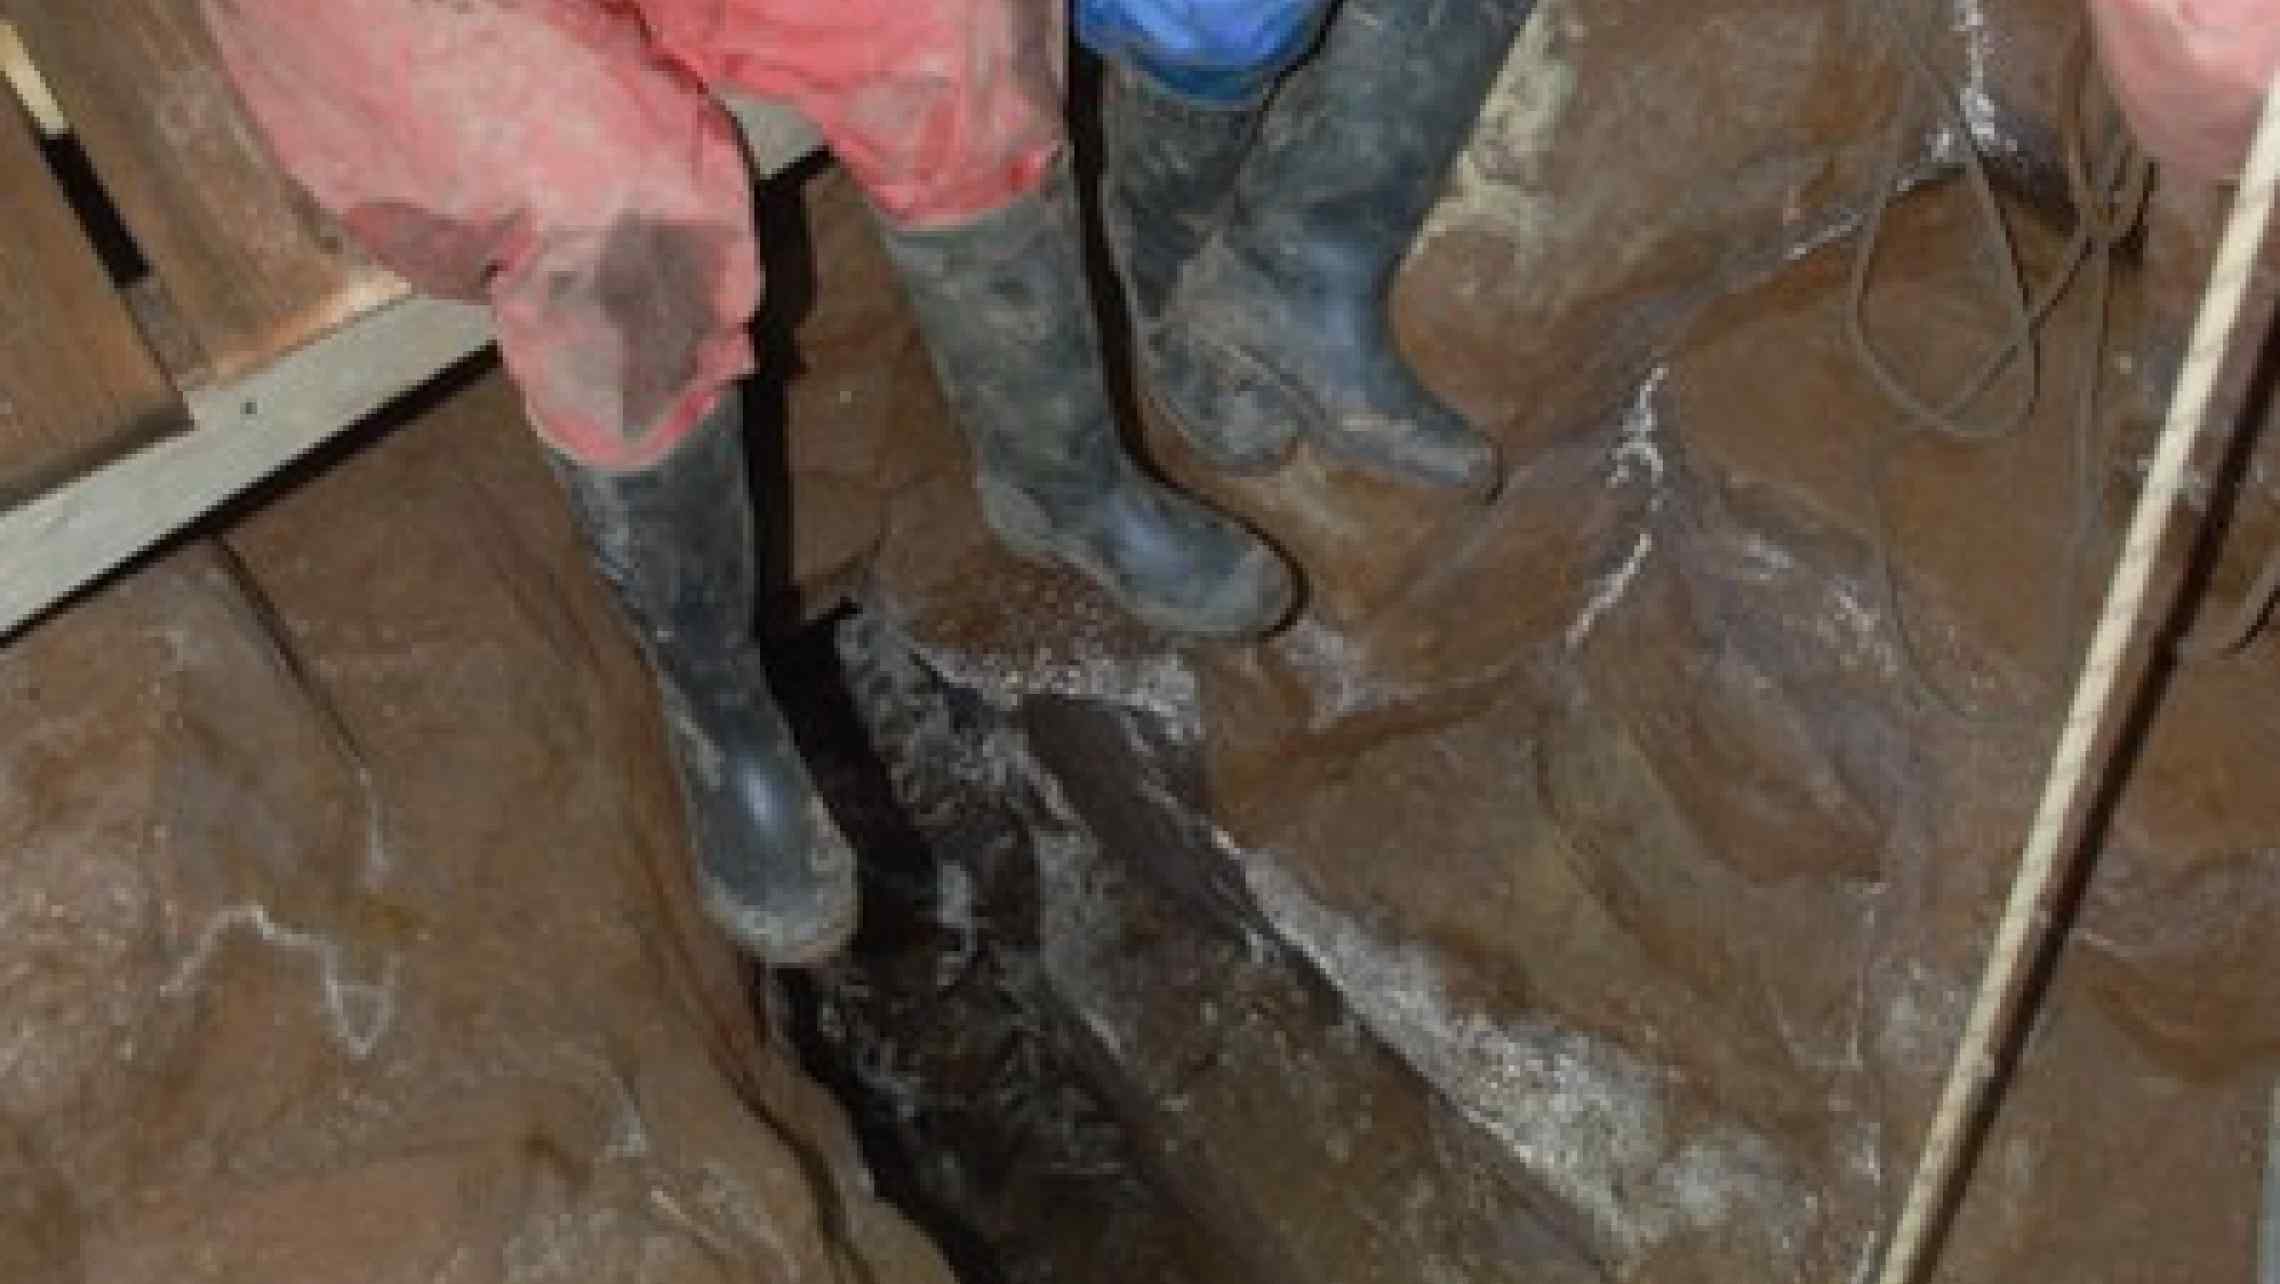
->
xmin=0 ymin=101 xmax=823 ymax=642
xmin=0 ymin=296 xmax=494 ymax=640
xmin=4 ymin=0 xmax=405 ymax=386
xmin=0 ymin=95 xmax=181 ymax=498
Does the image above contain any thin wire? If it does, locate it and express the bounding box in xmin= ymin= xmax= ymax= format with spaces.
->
xmin=1848 ymin=3 xmax=2149 ymax=725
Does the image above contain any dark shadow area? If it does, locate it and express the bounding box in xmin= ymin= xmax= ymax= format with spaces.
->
xmin=1065 ymin=46 xmax=1148 ymax=449
xmin=763 ymin=607 xmax=968 ymax=965
xmin=761 ymin=608 xmax=1231 ymax=1284
xmin=717 ymin=131 xmax=1229 ymax=1280
xmin=759 ymin=606 xmax=1016 ymax=1282
xmin=2162 ymin=244 xmax=2280 ymax=654
xmin=36 ymin=130 xmax=150 ymax=288
xmin=744 ymin=151 xmax=835 ymax=638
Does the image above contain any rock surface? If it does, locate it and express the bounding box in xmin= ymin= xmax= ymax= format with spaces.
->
xmin=0 ymin=373 xmax=952 ymax=1283
xmin=833 ymin=1 xmax=2280 ymax=1281
xmin=16 ymin=0 xmax=2280 ymax=1279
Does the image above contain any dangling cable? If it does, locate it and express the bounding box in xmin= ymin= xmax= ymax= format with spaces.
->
xmin=1849 ymin=3 xmax=2149 ymax=724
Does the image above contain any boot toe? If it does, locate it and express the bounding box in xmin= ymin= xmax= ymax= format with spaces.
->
xmin=1185 ymin=538 xmax=1299 ymax=640
xmin=1014 ymin=475 xmax=1298 ymax=641
xmin=1316 ymin=406 xmax=1504 ymax=499
xmin=698 ymin=793 xmax=860 ymax=967
xmin=1107 ymin=482 xmax=1300 ymax=640
xmin=1113 ymin=535 xmax=1298 ymax=640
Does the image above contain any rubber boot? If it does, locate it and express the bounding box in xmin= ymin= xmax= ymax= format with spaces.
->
xmin=1101 ymin=60 xmax=1265 ymax=408
xmin=1144 ymin=0 xmax=1535 ymax=494
xmin=876 ymin=161 xmax=1296 ymax=641
xmin=552 ymin=392 xmax=857 ymax=966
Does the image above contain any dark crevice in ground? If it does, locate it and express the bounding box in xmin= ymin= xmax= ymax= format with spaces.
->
xmin=759 ymin=608 xmax=1228 ymax=1284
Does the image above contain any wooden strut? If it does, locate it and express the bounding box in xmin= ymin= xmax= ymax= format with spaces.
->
xmin=1870 ymin=75 xmax=2280 ymax=1284
xmin=0 ymin=97 xmax=821 ymax=641
xmin=0 ymin=296 xmax=492 ymax=638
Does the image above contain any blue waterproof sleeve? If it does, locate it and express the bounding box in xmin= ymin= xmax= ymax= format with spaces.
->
xmin=1076 ymin=0 xmax=1334 ymax=104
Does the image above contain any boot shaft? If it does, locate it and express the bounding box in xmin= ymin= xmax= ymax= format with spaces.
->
xmin=550 ymin=390 xmax=858 ymax=965
xmin=550 ymin=392 xmax=758 ymax=656
xmin=1231 ymin=0 xmax=1538 ymax=282
xmin=874 ymin=161 xmax=1125 ymax=506
xmin=1102 ymin=61 xmax=1265 ymax=331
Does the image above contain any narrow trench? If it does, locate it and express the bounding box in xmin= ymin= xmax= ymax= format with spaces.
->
xmin=761 ymin=611 xmax=1232 ymax=1283
xmin=730 ymin=63 xmax=1237 ymax=1277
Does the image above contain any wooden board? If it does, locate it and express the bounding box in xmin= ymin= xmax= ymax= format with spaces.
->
xmin=0 ymin=296 xmax=493 ymax=639
xmin=0 ymin=86 xmax=824 ymax=643
xmin=0 ymin=96 xmax=182 ymax=498
xmin=4 ymin=0 xmax=405 ymax=386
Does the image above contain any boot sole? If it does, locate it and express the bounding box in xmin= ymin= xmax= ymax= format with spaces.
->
xmin=700 ymin=866 xmax=859 ymax=968
xmin=1145 ymin=330 xmax=1500 ymax=499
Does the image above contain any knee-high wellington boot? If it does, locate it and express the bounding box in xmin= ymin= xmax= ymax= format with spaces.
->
xmin=1136 ymin=0 xmax=1536 ymax=494
xmin=877 ymin=162 xmax=1296 ymax=640
xmin=553 ymin=393 xmax=858 ymax=965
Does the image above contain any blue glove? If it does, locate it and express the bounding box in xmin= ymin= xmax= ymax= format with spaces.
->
xmin=1076 ymin=0 xmax=1334 ymax=104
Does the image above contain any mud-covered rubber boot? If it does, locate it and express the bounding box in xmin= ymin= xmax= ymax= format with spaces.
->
xmin=552 ymin=393 xmax=857 ymax=966
xmin=1101 ymin=64 xmax=1266 ymax=463
xmin=1147 ymin=0 xmax=1535 ymax=494
xmin=876 ymin=162 xmax=1296 ymax=641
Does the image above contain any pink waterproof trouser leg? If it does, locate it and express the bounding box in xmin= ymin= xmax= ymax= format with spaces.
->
xmin=201 ymin=0 xmax=1065 ymax=470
